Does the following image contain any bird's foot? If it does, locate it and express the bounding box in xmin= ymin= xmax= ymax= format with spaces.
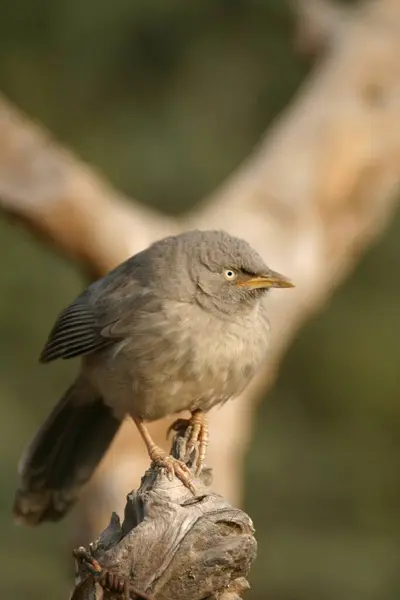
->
xmin=187 ymin=410 xmax=209 ymax=475
xmin=168 ymin=410 xmax=209 ymax=476
xmin=149 ymin=445 xmax=195 ymax=494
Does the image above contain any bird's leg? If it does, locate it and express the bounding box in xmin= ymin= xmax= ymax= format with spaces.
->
xmin=186 ymin=410 xmax=209 ymax=475
xmin=168 ymin=409 xmax=209 ymax=476
xmin=132 ymin=417 xmax=195 ymax=493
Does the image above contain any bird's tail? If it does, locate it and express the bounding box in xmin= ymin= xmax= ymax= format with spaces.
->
xmin=13 ymin=379 xmax=122 ymax=526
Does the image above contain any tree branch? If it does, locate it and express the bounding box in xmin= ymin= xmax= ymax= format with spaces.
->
xmin=0 ymin=95 xmax=175 ymax=276
xmin=292 ymin=0 xmax=351 ymax=56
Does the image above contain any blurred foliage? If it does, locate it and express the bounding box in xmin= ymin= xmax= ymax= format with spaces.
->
xmin=1 ymin=0 xmax=400 ymax=599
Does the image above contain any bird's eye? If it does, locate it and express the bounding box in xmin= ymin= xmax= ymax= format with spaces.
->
xmin=223 ymin=269 xmax=237 ymax=281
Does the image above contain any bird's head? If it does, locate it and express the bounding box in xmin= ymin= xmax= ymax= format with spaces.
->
xmin=146 ymin=230 xmax=294 ymax=315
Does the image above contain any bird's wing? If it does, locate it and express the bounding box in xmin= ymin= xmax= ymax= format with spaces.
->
xmin=39 ymin=266 xmax=152 ymax=363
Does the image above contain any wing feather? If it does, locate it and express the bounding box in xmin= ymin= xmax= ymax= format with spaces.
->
xmin=39 ymin=297 xmax=110 ymax=363
xmin=39 ymin=257 xmax=154 ymax=363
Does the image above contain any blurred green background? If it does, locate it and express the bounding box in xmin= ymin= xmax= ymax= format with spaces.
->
xmin=1 ymin=0 xmax=400 ymax=599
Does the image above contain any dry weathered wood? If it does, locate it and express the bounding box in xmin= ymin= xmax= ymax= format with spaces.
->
xmin=1 ymin=0 xmax=400 ymax=541
xmin=71 ymin=428 xmax=257 ymax=600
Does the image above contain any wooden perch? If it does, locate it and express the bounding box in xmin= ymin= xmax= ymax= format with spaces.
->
xmin=71 ymin=427 xmax=257 ymax=600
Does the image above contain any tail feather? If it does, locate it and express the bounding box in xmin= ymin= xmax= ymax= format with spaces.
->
xmin=13 ymin=381 xmax=122 ymax=525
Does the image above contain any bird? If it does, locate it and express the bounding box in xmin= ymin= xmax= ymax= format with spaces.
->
xmin=13 ymin=229 xmax=294 ymax=526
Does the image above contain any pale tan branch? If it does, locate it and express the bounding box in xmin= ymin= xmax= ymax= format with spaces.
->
xmin=0 ymin=95 xmax=174 ymax=276
xmin=292 ymin=0 xmax=351 ymax=55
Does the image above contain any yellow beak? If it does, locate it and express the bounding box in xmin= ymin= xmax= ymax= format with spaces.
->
xmin=237 ymin=269 xmax=294 ymax=290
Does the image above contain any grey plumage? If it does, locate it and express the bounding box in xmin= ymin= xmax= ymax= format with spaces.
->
xmin=13 ymin=230 xmax=293 ymax=525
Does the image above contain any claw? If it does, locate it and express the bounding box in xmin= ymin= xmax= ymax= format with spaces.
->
xmin=150 ymin=446 xmax=196 ymax=494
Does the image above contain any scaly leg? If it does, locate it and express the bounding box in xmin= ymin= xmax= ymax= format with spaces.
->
xmin=168 ymin=409 xmax=209 ymax=475
xmin=132 ymin=417 xmax=195 ymax=493
xmin=187 ymin=410 xmax=209 ymax=475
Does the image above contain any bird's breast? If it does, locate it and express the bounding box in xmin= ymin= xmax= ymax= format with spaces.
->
xmin=88 ymin=299 xmax=271 ymax=420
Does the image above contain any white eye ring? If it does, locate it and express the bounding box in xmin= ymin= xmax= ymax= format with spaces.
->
xmin=223 ymin=269 xmax=237 ymax=281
